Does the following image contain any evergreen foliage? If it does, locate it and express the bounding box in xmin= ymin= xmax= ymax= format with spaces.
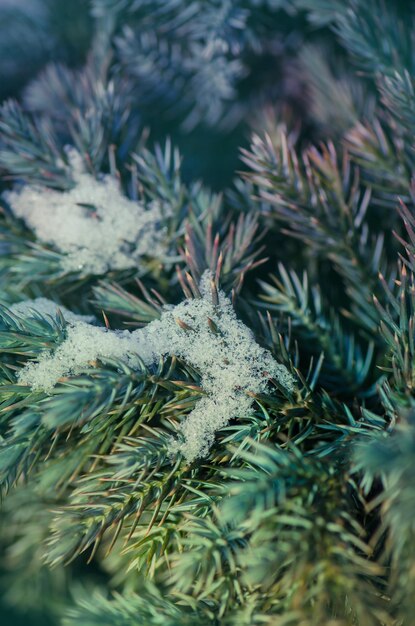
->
xmin=1 ymin=1 xmax=415 ymax=625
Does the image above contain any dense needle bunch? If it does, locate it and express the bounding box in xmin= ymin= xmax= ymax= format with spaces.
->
xmin=0 ymin=1 xmax=415 ymax=626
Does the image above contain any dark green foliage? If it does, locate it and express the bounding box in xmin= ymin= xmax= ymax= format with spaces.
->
xmin=243 ymin=129 xmax=393 ymax=332
xmin=1 ymin=1 xmax=415 ymax=625
xmin=0 ymin=0 xmax=92 ymax=101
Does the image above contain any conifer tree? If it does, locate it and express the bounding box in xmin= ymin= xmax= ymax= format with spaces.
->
xmin=0 ymin=1 xmax=415 ymax=625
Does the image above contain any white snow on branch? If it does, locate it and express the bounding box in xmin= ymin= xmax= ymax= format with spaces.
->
xmin=10 ymin=297 xmax=95 ymax=325
xmin=5 ymin=148 xmax=168 ymax=275
xmin=16 ymin=273 xmax=295 ymax=461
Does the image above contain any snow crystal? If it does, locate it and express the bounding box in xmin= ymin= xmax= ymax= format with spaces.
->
xmin=16 ymin=273 xmax=295 ymax=461
xmin=5 ymin=148 xmax=167 ymax=275
xmin=141 ymin=273 xmax=295 ymax=460
xmin=10 ymin=297 xmax=95 ymax=325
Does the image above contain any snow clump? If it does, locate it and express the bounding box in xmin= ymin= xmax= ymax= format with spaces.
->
xmin=5 ymin=148 xmax=168 ymax=275
xmin=15 ymin=273 xmax=295 ymax=461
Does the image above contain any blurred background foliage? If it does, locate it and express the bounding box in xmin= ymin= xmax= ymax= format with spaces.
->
xmin=0 ymin=0 xmax=333 ymax=190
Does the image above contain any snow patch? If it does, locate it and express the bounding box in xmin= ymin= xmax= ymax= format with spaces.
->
xmin=10 ymin=297 xmax=95 ymax=325
xmin=16 ymin=273 xmax=295 ymax=460
xmin=5 ymin=148 xmax=168 ymax=275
